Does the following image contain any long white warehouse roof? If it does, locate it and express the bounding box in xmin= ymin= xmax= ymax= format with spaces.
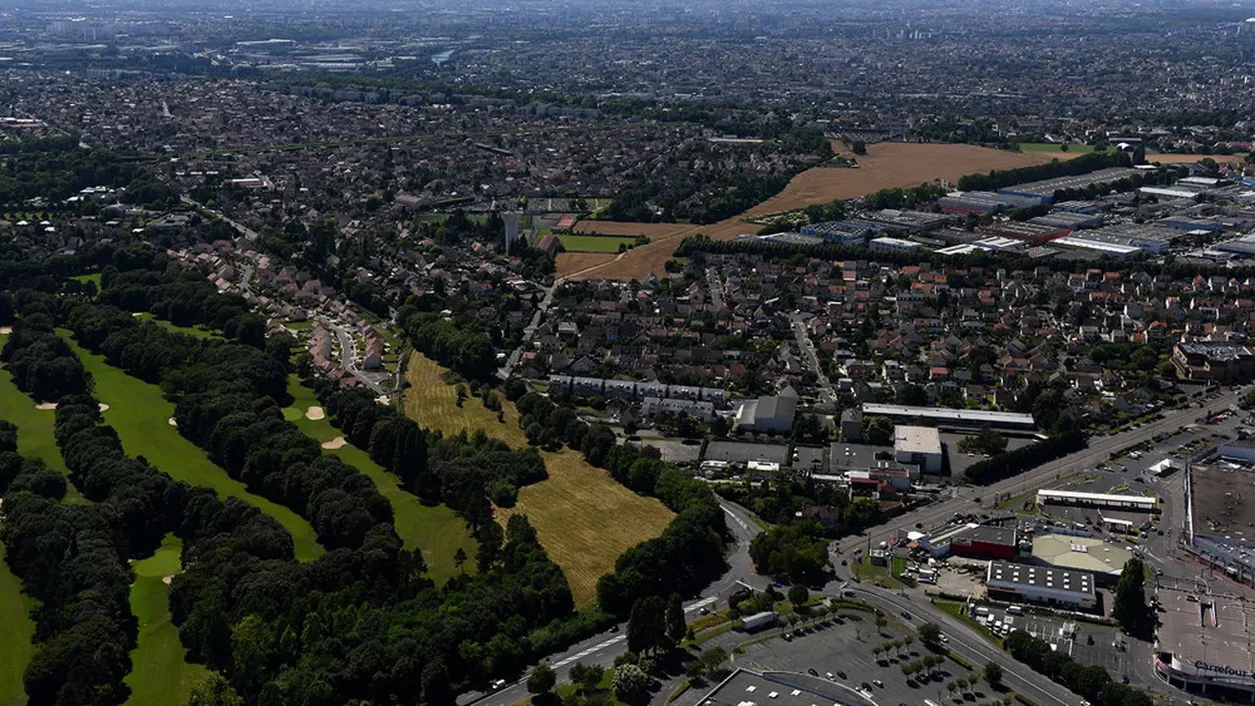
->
xmin=861 ymin=403 xmax=1036 ymax=427
xmin=1036 ymin=488 xmax=1156 ymax=508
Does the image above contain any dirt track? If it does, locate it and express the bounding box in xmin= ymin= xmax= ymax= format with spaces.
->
xmin=561 ymin=142 xmax=1067 ymax=280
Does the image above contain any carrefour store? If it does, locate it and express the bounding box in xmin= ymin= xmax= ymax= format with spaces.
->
xmin=1155 ymin=589 xmax=1255 ymax=702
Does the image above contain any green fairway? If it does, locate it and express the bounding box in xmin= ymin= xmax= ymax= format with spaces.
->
xmin=0 ymin=335 xmax=86 ymax=505
xmin=283 ymin=376 xmax=476 ymax=582
xmin=133 ymin=313 xmax=222 ymax=341
xmin=556 ymin=234 xmax=640 ymax=253
xmin=57 ymin=332 xmax=325 ymax=562
xmin=1018 ymin=142 xmax=1093 ymax=155
xmin=0 ymin=543 xmax=35 ymax=706
xmin=124 ymin=534 xmax=210 ymax=706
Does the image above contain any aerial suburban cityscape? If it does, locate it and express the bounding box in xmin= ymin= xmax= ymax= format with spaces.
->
xmin=3 ymin=1 xmax=1255 ymax=706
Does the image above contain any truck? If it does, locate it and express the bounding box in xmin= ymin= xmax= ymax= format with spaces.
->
xmin=741 ymin=611 xmax=778 ymax=632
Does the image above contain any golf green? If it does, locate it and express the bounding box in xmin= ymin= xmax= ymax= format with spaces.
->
xmin=124 ymin=534 xmax=210 ymax=706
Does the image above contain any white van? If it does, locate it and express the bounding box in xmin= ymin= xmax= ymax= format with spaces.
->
xmin=1007 ymin=605 xmax=1024 ymax=615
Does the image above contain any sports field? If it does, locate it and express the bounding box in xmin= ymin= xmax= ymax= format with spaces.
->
xmin=564 ymin=141 xmax=1073 ymax=280
xmin=124 ymin=534 xmax=209 ymax=706
xmin=556 ymin=234 xmax=639 ymax=253
xmin=57 ymin=331 xmax=325 ymax=562
xmin=0 ymin=542 xmax=35 ymax=706
xmin=0 ymin=335 xmax=85 ymax=504
xmin=281 ymin=376 xmax=476 ymax=582
xmin=403 ymin=354 xmax=673 ymax=605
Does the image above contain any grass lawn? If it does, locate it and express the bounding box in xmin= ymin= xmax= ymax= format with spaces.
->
xmin=124 ymin=534 xmax=210 ymax=706
xmin=0 ymin=542 xmax=35 ymax=706
xmin=57 ymin=331 xmax=325 ymax=562
xmin=1018 ymin=143 xmax=1094 ymax=155
xmin=281 ymin=376 xmax=476 ymax=583
xmin=556 ymin=234 xmax=639 ymax=253
xmin=69 ymin=272 xmax=102 ymax=288
xmin=852 ymin=556 xmax=905 ymax=589
xmin=133 ymin=313 xmax=223 ymax=341
xmin=0 ymin=335 xmax=86 ymax=505
xmin=935 ymin=600 xmax=1001 ymax=646
xmin=403 ymin=354 xmax=673 ymax=606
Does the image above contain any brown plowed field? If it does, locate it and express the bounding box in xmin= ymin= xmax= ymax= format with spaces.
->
xmin=563 ymin=142 xmax=1070 ymax=281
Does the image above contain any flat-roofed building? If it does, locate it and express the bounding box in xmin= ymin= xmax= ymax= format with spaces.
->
xmin=985 ymin=560 xmax=1096 ymax=609
xmin=869 ymin=236 xmax=922 ymax=254
xmin=1035 ymin=489 xmax=1157 ymax=512
xmin=1172 ymin=341 xmax=1255 ymax=382
xmin=1155 ymin=587 xmax=1255 ymax=701
xmin=950 ymin=525 xmax=1016 ymax=560
xmin=861 ymin=403 xmax=1036 ymax=430
xmin=894 ymin=425 xmax=943 ymax=473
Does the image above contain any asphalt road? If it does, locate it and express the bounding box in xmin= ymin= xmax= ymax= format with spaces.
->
xmin=500 ymin=281 xmax=557 ymax=380
xmin=835 ymin=388 xmax=1242 ymax=556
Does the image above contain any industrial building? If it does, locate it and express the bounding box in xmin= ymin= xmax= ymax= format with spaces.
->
xmin=1035 ymin=489 xmax=1158 ymax=512
xmin=1051 ymin=236 xmax=1141 ymax=259
xmin=1186 ymin=464 xmax=1255 ymax=587
xmin=800 ymin=220 xmax=874 ymax=246
xmin=996 ymin=168 xmax=1141 ymax=203
xmin=1028 ymin=210 xmax=1104 ymax=230
xmin=869 ymin=236 xmax=922 ymax=254
xmin=1172 ymin=341 xmax=1255 ymax=382
xmin=1058 ymin=223 xmax=1180 ymax=254
xmin=950 ymin=525 xmax=1017 ymax=560
xmin=865 ymin=209 xmax=953 ymax=231
xmin=937 ymin=191 xmax=1041 ymax=214
xmin=1029 ymin=533 xmax=1130 ymax=583
xmin=984 ymin=221 xmax=1072 ymax=246
xmin=894 ymin=425 xmax=943 ymax=473
xmin=860 ymin=403 xmax=1037 ymax=430
xmin=985 ymin=560 xmax=1097 ymax=609
xmin=735 ymin=389 xmax=798 ymax=434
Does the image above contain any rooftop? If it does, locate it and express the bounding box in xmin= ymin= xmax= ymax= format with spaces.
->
xmin=1030 ymin=533 xmax=1131 ymax=575
xmin=1157 ymin=587 xmax=1255 ymax=680
xmin=894 ymin=425 xmax=943 ymax=456
xmin=953 ymin=524 xmax=1016 ymax=547
xmin=861 ymin=403 xmax=1036 ymax=427
xmin=986 ymin=560 xmax=1095 ymax=596
xmin=1191 ymin=465 xmax=1255 ymax=541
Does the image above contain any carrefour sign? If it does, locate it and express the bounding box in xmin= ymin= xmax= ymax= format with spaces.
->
xmin=1172 ymin=657 xmax=1255 ymax=683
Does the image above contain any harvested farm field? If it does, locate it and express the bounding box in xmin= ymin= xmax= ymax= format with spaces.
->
xmin=1145 ymin=152 xmax=1245 ymax=164
xmin=556 ymin=252 xmax=618 ymax=277
xmin=566 ymin=142 xmax=1074 ymax=282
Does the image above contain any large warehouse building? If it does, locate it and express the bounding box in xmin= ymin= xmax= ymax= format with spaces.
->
xmin=1155 ymin=587 xmax=1255 ymax=702
xmin=860 ymin=403 xmax=1036 ymax=431
xmin=1029 ymin=533 xmax=1130 ymax=584
xmin=985 ymin=560 xmax=1097 ymax=610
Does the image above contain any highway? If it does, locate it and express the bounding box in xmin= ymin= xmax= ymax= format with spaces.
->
xmin=835 ymin=388 xmax=1241 ymax=555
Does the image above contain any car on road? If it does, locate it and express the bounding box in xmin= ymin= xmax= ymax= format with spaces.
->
xmin=900 ymin=611 xmax=912 ymax=620
xmin=837 ymin=671 xmax=847 ymax=680
xmin=872 ymin=680 xmax=884 ymax=688
xmin=825 ymin=672 xmax=834 ymax=680
xmin=808 ymin=668 xmax=819 ymax=677
xmin=490 ymin=679 xmax=506 ymax=691
xmin=939 ymin=634 xmax=949 ymax=643
xmin=860 ymin=682 xmax=872 ymax=691
xmin=609 ymin=624 xmax=619 ymax=633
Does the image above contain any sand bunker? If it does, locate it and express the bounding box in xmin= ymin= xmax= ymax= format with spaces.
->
xmin=0 ymin=326 xmax=11 ymax=335
xmin=321 ymin=436 xmax=347 ymax=450
xmin=305 ymin=406 xmax=325 ymax=421
xmin=168 ymin=417 xmax=179 ymax=427
xmin=98 ymin=403 xmax=110 ymax=412
xmin=34 ymin=402 xmax=57 ymax=410
xmin=161 ymin=575 xmax=174 ymax=586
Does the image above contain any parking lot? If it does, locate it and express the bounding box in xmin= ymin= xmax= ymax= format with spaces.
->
xmin=729 ymin=611 xmax=990 ymax=706
xmin=969 ymin=604 xmax=1129 ymax=676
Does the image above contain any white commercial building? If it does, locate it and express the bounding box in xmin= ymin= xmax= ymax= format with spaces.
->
xmin=985 ymin=560 xmax=1097 ymax=609
xmin=869 ymin=236 xmax=922 ymax=254
xmin=894 ymin=425 xmax=943 ymax=473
